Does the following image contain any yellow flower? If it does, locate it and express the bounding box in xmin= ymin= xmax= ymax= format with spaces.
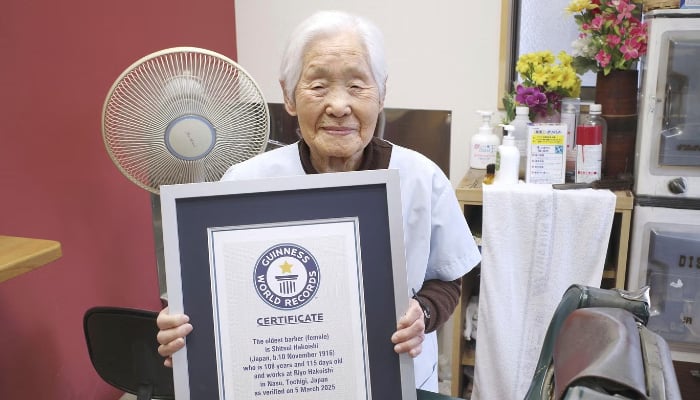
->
xmin=537 ymin=51 xmax=555 ymax=65
xmin=505 ymin=49 xmax=582 ymax=120
xmin=516 ymin=52 xmax=536 ymax=72
xmin=557 ymin=51 xmax=573 ymax=66
xmin=513 ymin=50 xmax=581 ymax=98
xmin=565 ymin=0 xmax=596 ymax=13
xmin=531 ymin=66 xmax=549 ymax=86
xmin=561 ymin=70 xmax=580 ymax=90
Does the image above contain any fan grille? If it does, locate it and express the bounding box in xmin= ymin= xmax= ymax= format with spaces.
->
xmin=102 ymin=47 xmax=270 ymax=193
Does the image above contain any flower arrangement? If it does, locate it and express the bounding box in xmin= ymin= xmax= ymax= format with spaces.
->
xmin=503 ymin=50 xmax=581 ymax=122
xmin=565 ymin=0 xmax=648 ymax=75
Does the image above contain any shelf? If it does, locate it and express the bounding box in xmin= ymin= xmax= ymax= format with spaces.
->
xmin=461 ymin=341 xmax=476 ymax=366
xmin=456 ymin=168 xmax=634 ymax=210
xmin=449 ymin=170 xmax=634 ymax=397
xmin=455 ymin=169 xmax=632 ymax=289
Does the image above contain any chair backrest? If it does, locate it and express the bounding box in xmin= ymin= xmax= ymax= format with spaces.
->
xmin=524 ymin=285 xmax=681 ymax=400
xmin=83 ymin=306 xmax=174 ymax=400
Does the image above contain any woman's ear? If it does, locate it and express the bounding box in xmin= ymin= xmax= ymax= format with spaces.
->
xmin=280 ymin=80 xmax=297 ymax=116
xmin=379 ymin=77 xmax=387 ymax=112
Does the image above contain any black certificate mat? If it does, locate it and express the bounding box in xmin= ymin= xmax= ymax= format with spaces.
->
xmin=160 ymin=169 xmax=414 ymax=400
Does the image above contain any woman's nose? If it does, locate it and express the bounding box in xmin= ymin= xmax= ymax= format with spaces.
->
xmin=325 ymin=88 xmax=351 ymax=117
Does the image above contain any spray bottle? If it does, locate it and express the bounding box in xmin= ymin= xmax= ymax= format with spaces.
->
xmin=494 ymin=124 xmax=520 ymax=185
xmin=469 ymin=110 xmax=499 ymax=169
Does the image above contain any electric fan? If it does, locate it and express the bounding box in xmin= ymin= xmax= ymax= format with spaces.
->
xmin=102 ymin=47 xmax=270 ymax=194
xmin=101 ymin=47 xmax=270 ymax=296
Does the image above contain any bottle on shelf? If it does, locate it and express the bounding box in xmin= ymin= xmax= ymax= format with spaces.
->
xmin=510 ymin=106 xmax=531 ymax=179
xmin=575 ymin=103 xmax=606 ymax=183
xmin=494 ymin=124 xmax=520 ymax=185
xmin=560 ymin=98 xmax=580 ymax=183
xmin=469 ymin=110 xmax=499 ymax=170
xmin=483 ymin=163 xmax=495 ymax=185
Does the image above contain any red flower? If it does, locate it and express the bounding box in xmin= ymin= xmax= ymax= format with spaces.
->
xmin=567 ymin=0 xmax=648 ymax=75
xmin=595 ymin=50 xmax=611 ymax=67
xmin=606 ymin=34 xmax=621 ymax=47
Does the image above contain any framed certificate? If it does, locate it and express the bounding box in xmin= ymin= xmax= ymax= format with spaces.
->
xmin=160 ymin=169 xmax=416 ymax=400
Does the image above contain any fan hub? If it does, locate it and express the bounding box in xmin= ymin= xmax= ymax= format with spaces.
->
xmin=165 ymin=115 xmax=216 ymax=160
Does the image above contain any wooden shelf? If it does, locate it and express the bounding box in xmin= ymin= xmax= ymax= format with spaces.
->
xmin=449 ymin=170 xmax=634 ymax=397
xmin=461 ymin=341 xmax=476 ymax=366
xmin=456 ymin=169 xmax=634 ymax=210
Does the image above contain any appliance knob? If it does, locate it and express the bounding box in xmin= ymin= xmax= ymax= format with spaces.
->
xmin=668 ymin=177 xmax=687 ymax=194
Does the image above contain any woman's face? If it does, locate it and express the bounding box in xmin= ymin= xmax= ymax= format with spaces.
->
xmin=284 ymin=31 xmax=384 ymax=172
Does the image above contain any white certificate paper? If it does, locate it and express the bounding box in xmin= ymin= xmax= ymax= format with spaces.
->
xmin=208 ymin=218 xmax=370 ymax=399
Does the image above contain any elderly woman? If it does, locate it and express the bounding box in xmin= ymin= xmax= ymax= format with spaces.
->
xmin=157 ymin=10 xmax=480 ymax=392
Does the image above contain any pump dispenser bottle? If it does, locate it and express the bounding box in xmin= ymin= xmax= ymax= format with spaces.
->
xmin=510 ymin=106 xmax=531 ymax=178
xmin=470 ymin=110 xmax=499 ymax=169
xmin=494 ymin=124 xmax=520 ymax=185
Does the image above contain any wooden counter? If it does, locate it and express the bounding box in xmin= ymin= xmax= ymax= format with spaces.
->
xmin=0 ymin=236 xmax=62 ymax=283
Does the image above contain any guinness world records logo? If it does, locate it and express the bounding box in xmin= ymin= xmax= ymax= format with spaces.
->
xmin=253 ymin=243 xmax=320 ymax=310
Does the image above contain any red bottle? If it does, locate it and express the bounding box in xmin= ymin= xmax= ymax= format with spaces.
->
xmin=575 ymin=104 xmax=606 ymax=183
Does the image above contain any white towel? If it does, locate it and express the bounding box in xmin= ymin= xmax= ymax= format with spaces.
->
xmin=472 ymin=184 xmax=616 ymax=400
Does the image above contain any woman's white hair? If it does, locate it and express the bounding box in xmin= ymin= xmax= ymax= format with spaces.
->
xmin=279 ymin=10 xmax=388 ymax=105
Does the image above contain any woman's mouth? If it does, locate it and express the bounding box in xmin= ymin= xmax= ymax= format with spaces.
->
xmin=322 ymin=126 xmax=356 ymax=135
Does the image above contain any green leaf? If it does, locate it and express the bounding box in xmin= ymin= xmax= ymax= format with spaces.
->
xmin=502 ymin=92 xmax=515 ymax=123
xmin=573 ymin=57 xmax=598 ymax=75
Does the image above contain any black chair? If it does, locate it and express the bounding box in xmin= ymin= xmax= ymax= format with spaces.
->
xmin=83 ymin=306 xmax=174 ymax=400
xmin=524 ymin=285 xmax=681 ymax=400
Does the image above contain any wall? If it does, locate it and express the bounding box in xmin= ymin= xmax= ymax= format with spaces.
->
xmin=0 ymin=1 xmax=236 ymax=399
xmin=234 ymin=0 xmax=504 ymax=391
xmin=234 ymin=1 xmax=504 ymax=187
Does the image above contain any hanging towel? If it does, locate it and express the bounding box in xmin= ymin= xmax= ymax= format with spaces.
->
xmin=472 ymin=184 xmax=616 ymax=400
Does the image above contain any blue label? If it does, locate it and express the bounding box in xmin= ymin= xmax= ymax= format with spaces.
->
xmin=253 ymin=243 xmax=320 ymax=310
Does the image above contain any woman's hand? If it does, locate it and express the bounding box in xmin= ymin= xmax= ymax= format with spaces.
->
xmin=391 ymin=299 xmax=425 ymax=357
xmin=156 ymin=306 xmax=193 ymax=367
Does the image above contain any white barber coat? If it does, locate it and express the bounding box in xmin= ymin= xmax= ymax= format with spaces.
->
xmin=221 ymin=142 xmax=481 ymax=391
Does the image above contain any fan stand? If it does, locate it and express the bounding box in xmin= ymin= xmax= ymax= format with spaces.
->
xmin=150 ymin=194 xmax=168 ymax=301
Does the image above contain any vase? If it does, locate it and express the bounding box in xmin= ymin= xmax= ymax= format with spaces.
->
xmin=595 ymin=70 xmax=639 ymax=179
xmin=532 ymin=109 xmax=561 ymax=124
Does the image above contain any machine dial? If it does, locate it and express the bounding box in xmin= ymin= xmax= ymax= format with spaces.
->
xmin=668 ymin=177 xmax=687 ymax=194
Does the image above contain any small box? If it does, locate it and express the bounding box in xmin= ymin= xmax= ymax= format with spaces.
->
xmin=681 ymin=0 xmax=700 ymax=8
xmin=643 ymin=0 xmax=680 ymax=12
xmin=526 ymin=123 xmax=567 ymax=184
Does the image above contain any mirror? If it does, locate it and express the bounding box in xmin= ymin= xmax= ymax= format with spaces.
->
xmin=499 ymin=0 xmax=597 ymax=109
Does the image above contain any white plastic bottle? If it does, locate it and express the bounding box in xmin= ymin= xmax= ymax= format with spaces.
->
xmin=470 ymin=110 xmax=500 ymax=169
xmin=494 ymin=124 xmax=520 ymax=185
xmin=510 ymin=106 xmax=531 ymax=178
